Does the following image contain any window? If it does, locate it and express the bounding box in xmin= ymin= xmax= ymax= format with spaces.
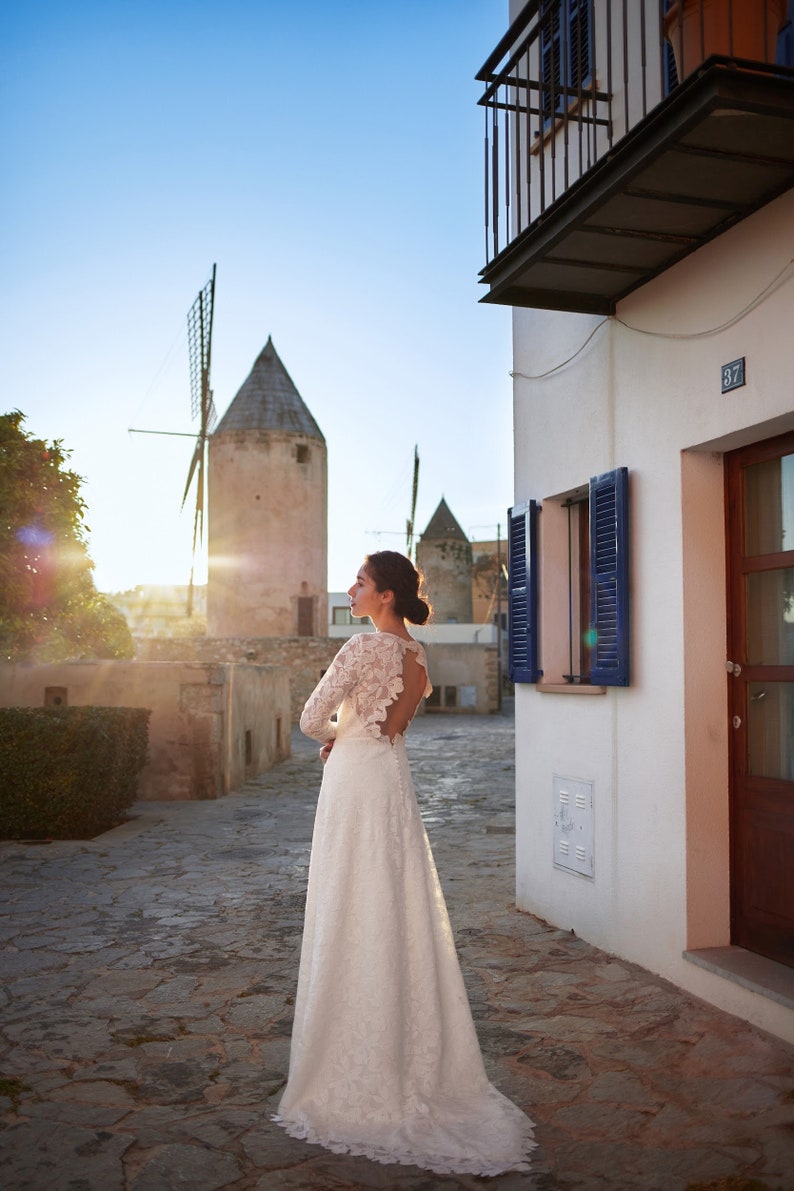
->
xmin=296 ymin=444 xmax=310 ymax=464
xmin=423 ymin=685 xmax=461 ymax=710
xmin=297 ymin=595 xmax=314 ymax=636
xmin=562 ymin=494 xmax=592 ymax=683
xmin=540 ymin=0 xmax=592 ymax=123
xmin=332 ymin=605 xmax=355 ymax=626
xmin=507 ymin=500 xmax=541 ymax=683
xmin=508 ymin=468 xmax=630 ymax=686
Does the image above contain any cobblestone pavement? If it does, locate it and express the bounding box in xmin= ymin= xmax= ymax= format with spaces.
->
xmin=1 ymin=712 xmax=792 ymax=1191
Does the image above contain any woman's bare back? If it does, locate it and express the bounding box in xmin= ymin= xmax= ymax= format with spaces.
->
xmin=380 ymin=647 xmax=428 ymax=741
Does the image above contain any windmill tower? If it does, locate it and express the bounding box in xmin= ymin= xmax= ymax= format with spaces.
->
xmin=207 ymin=337 xmax=327 ymax=638
xmin=416 ymin=497 xmax=473 ymax=624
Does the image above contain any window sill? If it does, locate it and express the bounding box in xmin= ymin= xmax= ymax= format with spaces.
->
xmin=537 ymin=682 xmax=606 ymax=695
xmin=683 ymin=947 xmax=794 ymax=1012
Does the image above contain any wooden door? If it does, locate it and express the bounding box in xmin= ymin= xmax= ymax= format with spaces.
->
xmin=726 ymin=431 xmax=794 ymax=968
xmin=297 ymin=596 xmax=314 ymax=637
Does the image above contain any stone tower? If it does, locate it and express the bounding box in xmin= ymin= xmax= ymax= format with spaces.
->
xmin=416 ymin=498 xmax=472 ymax=624
xmin=207 ymin=337 xmax=327 ymax=638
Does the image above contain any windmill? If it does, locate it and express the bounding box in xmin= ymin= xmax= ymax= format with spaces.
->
xmin=182 ymin=264 xmax=217 ymax=616
xmin=129 ymin=263 xmax=217 ymax=616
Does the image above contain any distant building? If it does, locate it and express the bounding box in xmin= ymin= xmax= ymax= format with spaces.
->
xmin=416 ymin=498 xmax=473 ymax=624
xmin=207 ymin=337 xmax=327 ymax=638
xmin=115 ymin=358 xmax=507 ymax=721
xmin=326 ymin=497 xmax=506 ymax=714
xmin=470 ymin=538 xmax=507 ymax=632
xmin=108 ymin=584 xmax=207 ymax=638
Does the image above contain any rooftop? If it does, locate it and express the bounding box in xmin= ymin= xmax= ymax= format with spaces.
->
xmin=214 ymin=337 xmax=324 ymax=439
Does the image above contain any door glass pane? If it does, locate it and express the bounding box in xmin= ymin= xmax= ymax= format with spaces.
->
xmin=748 ymin=682 xmax=794 ymax=779
xmin=746 ymin=569 xmax=794 ymax=664
xmin=744 ymin=454 xmax=794 ymax=556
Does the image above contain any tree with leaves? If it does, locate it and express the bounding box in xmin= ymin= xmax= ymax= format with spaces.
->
xmin=0 ymin=411 xmax=133 ymax=662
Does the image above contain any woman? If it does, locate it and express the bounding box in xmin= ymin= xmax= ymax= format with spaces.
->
xmin=274 ymin=550 xmax=535 ymax=1176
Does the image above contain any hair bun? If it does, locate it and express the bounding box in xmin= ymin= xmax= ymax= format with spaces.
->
xmin=407 ymin=595 xmax=430 ymax=626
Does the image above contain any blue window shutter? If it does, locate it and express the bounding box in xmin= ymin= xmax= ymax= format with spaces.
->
xmin=589 ymin=468 xmax=630 ymax=686
xmin=508 ymin=500 xmax=540 ymax=683
xmin=540 ymin=0 xmax=592 ymax=118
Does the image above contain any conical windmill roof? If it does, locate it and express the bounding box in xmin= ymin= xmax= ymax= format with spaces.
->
xmin=420 ymin=497 xmax=468 ymax=542
xmin=213 ymin=337 xmax=324 ymax=440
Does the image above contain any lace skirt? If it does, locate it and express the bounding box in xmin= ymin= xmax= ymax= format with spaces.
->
xmin=274 ymin=734 xmax=536 ymax=1177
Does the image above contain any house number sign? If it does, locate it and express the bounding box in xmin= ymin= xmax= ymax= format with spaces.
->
xmin=721 ymin=357 xmax=746 ymax=393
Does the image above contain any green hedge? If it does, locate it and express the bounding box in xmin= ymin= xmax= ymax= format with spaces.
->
xmin=0 ymin=706 xmax=150 ymax=840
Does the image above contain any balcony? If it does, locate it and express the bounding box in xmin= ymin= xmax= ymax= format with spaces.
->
xmin=477 ymin=1 xmax=794 ymax=313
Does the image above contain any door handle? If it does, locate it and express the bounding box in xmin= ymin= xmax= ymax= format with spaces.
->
xmin=726 ymin=660 xmax=742 ymax=676
xmin=732 ymin=715 xmax=742 ymax=729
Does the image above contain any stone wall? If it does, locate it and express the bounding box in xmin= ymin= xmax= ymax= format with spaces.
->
xmin=134 ymin=636 xmax=500 ymax=719
xmin=135 ymin=637 xmax=343 ymax=722
xmin=0 ymin=660 xmax=290 ymax=801
xmin=423 ymin=643 xmax=499 ymax=714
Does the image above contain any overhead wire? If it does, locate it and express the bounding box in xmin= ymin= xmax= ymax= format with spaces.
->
xmin=509 ymin=257 xmax=794 ymax=382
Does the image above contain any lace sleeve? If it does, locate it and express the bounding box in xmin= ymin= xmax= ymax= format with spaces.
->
xmin=299 ymin=635 xmax=366 ymax=742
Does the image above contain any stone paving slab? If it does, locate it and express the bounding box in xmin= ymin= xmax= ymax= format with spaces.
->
xmin=1 ymin=713 xmax=792 ymax=1190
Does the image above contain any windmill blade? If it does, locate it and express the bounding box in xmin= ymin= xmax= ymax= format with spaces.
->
xmin=181 ymin=438 xmax=203 ymax=510
xmin=410 ymin=444 xmax=419 ymax=525
xmin=185 ymin=437 xmax=208 ymax=619
xmin=184 ymin=264 xmax=216 ymax=615
xmin=406 ymin=444 xmax=419 ymax=558
xmin=194 ymin=441 xmax=206 ymax=546
xmin=188 ymin=264 xmax=216 ymax=425
xmin=205 ymin=391 xmax=217 ymax=434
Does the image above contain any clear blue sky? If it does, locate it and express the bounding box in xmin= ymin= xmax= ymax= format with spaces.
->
xmin=1 ymin=0 xmax=513 ymax=595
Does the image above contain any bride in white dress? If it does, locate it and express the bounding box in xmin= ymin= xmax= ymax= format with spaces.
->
xmin=274 ymin=551 xmax=536 ymax=1176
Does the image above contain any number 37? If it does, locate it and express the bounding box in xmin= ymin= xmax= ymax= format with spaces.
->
xmin=722 ymin=358 xmax=745 ymax=393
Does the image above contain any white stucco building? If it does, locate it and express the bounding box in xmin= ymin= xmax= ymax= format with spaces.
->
xmin=480 ymin=1 xmax=794 ymax=1042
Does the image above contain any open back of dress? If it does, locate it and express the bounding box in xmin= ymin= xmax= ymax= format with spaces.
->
xmin=380 ymin=646 xmax=428 ymax=741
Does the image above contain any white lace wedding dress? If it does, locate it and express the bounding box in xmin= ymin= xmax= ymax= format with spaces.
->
xmin=274 ymin=630 xmax=536 ymax=1177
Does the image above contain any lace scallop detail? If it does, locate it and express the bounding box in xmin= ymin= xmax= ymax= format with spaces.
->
xmin=299 ymin=632 xmax=431 ymax=744
xmin=353 ymin=634 xmax=430 ymax=742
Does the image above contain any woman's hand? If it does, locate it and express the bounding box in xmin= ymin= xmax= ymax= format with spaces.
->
xmin=320 ymin=740 xmax=334 ymax=764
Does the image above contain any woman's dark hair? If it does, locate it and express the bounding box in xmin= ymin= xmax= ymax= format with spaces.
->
xmin=365 ymin=551 xmax=431 ymax=625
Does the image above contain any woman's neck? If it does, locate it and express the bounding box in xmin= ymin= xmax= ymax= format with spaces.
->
xmin=370 ymin=608 xmax=410 ymax=638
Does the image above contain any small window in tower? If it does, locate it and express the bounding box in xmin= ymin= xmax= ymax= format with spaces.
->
xmin=296 ymin=444 xmax=310 ymax=464
xmin=298 ymin=596 xmax=314 ymax=636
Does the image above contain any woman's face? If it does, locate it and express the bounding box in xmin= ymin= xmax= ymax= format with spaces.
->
xmin=347 ymin=565 xmax=384 ymax=620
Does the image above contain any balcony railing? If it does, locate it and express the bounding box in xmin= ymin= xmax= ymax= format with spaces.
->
xmin=478 ymin=0 xmax=793 ymax=276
